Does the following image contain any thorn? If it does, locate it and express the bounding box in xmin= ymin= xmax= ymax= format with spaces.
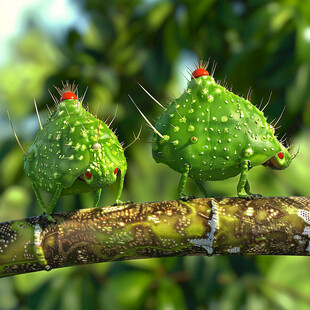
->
xmin=33 ymin=99 xmax=43 ymax=130
xmin=178 ymin=67 xmax=190 ymax=82
xmin=261 ymin=91 xmax=273 ymax=112
xmin=273 ymin=106 xmax=286 ymax=127
xmin=258 ymin=97 xmax=264 ymax=110
xmin=80 ymin=86 xmax=88 ymax=103
xmin=104 ymin=115 xmax=111 ymax=126
xmin=247 ymin=87 xmax=252 ymax=101
xmin=128 ymin=94 xmax=164 ymax=139
xmin=63 ymin=104 xmax=70 ymax=118
xmin=279 ymin=132 xmax=287 ymax=144
xmin=193 ymin=58 xmax=199 ymax=70
xmin=287 ymin=137 xmax=293 ymax=149
xmin=204 ymin=58 xmax=210 ymax=70
xmin=123 ymin=125 xmax=142 ymax=150
xmin=46 ymin=104 xmax=52 ymax=116
xmin=292 ymin=145 xmax=300 ymax=159
xmin=137 ymin=82 xmax=165 ymax=109
xmin=55 ymin=81 xmax=78 ymax=98
xmin=108 ymin=105 xmax=118 ymax=127
xmin=186 ymin=65 xmax=193 ymax=76
xmin=175 ymin=106 xmax=183 ymax=119
xmin=7 ymin=111 xmax=28 ymax=156
xmin=94 ymin=104 xmax=100 ymax=117
xmin=48 ymin=89 xmax=59 ymax=105
xmin=81 ymin=123 xmax=86 ymax=132
xmin=199 ymin=59 xmax=203 ymax=69
xmin=193 ymin=58 xmax=210 ymax=71
xmin=211 ymin=61 xmax=217 ymax=77
xmin=54 ymin=85 xmax=62 ymax=97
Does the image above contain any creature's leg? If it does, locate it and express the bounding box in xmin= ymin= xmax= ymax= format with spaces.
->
xmin=46 ymin=184 xmax=63 ymax=214
xmin=237 ymin=161 xmax=250 ymax=198
xmin=32 ymin=183 xmax=47 ymax=212
xmin=115 ymin=173 xmax=125 ymax=205
xmin=177 ymin=164 xmax=190 ymax=199
xmin=194 ymin=179 xmax=209 ymax=197
xmin=94 ymin=188 xmax=102 ymax=207
xmin=32 ymin=183 xmax=62 ymax=221
xmin=245 ymin=180 xmax=262 ymax=198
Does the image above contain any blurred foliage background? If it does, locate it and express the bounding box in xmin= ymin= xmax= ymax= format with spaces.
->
xmin=0 ymin=0 xmax=310 ymax=309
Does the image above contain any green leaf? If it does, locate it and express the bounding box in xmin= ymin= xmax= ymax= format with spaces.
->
xmin=0 ymin=278 xmax=18 ymax=310
xmin=259 ymin=257 xmax=310 ymax=309
xmin=100 ymin=270 xmax=153 ymax=310
xmin=218 ymin=282 xmax=245 ymax=310
xmin=296 ymin=19 xmax=310 ymax=64
xmin=146 ymin=2 xmax=173 ymax=32
xmin=14 ymin=267 xmax=75 ymax=295
xmin=156 ymin=277 xmax=186 ymax=310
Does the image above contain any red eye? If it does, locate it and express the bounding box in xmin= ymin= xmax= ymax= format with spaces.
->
xmin=60 ymin=92 xmax=77 ymax=102
xmin=191 ymin=68 xmax=209 ymax=80
xmin=85 ymin=171 xmax=92 ymax=179
xmin=114 ymin=168 xmax=119 ymax=174
xmin=277 ymin=152 xmax=284 ymax=159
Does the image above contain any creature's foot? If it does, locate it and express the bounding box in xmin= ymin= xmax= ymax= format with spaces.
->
xmin=114 ymin=200 xmax=133 ymax=206
xmin=249 ymin=193 xmax=262 ymax=198
xmin=45 ymin=212 xmax=56 ymax=223
xmin=179 ymin=194 xmax=195 ymax=201
xmin=238 ymin=193 xmax=262 ymax=200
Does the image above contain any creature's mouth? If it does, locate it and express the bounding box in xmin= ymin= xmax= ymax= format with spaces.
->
xmin=263 ymin=156 xmax=282 ymax=170
xmin=78 ymin=174 xmax=86 ymax=182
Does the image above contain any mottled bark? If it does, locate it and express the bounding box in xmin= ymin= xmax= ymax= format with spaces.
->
xmin=0 ymin=197 xmax=310 ymax=278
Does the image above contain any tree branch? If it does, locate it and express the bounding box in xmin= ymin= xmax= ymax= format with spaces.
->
xmin=0 ymin=197 xmax=309 ymax=278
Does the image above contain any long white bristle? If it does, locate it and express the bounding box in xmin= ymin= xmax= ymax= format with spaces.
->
xmin=128 ymin=94 xmax=164 ymax=139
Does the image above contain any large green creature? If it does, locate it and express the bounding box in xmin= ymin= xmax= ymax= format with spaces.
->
xmin=10 ymin=82 xmax=127 ymax=220
xmin=132 ymin=62 xmax=294 ymax=199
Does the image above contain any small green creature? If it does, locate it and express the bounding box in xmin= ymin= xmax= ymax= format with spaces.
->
xmin=131 ymin=61 xmax=295 ymax=199
xmin=9 ymin=82 xmax=127 ymax=220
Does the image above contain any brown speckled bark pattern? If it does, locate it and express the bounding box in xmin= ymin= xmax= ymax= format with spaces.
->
xmin=0 ymin=197 xmax=309 ymax=277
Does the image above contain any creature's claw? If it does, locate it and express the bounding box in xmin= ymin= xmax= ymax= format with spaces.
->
xmin=179 ymin=194 xmax=195 ymax=201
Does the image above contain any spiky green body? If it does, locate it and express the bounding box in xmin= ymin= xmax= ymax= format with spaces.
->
xmin=24 ymin=98 xmax=127 ymax=216
xmin=152 ymin=74 xmax=291 ymax=197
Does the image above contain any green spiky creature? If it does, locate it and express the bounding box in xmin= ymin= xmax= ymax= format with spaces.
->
xmin=10 ymin=82 xmax=127 ymax=220
xmin=132 ymin=62 xmax=294 ymax=199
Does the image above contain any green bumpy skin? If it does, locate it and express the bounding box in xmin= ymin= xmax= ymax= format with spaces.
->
xmin=152 ymin=73 xmax=292 ymax=198
xmin=24 ymin=96 xmax=127 ymax=218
